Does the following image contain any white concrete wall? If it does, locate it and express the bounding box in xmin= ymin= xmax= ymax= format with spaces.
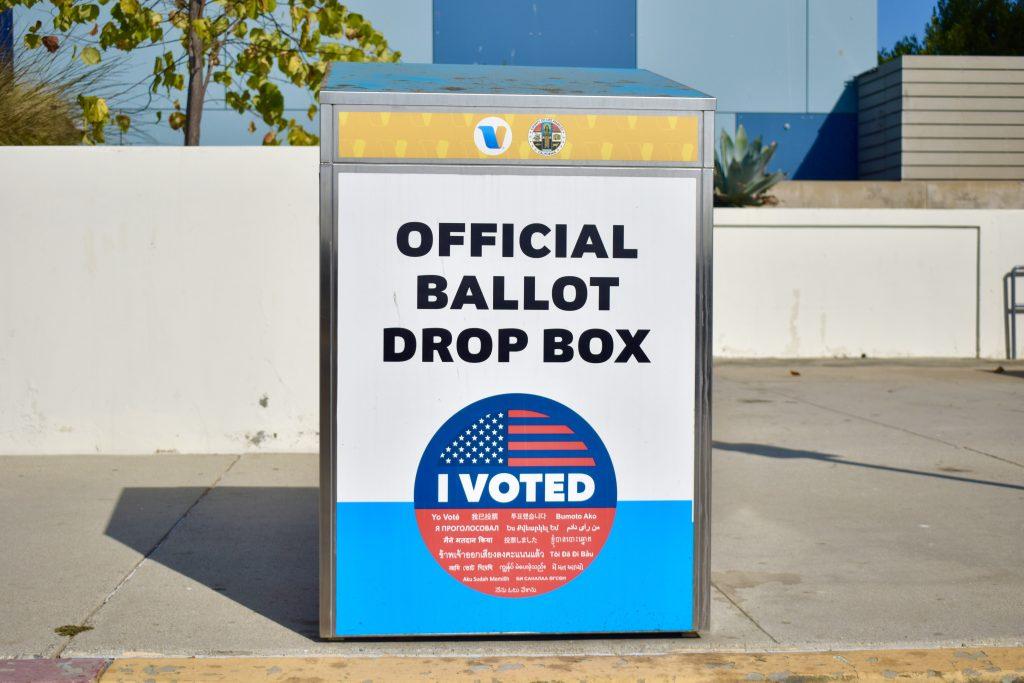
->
xmin=0 ymin=147 xmax=318 ymax=455
xmin=714 ymin=222 xmax=978 ymax=358
xmin=1 ymin=148 xmax=1022 ymax=455
xmin=716 ymin=208 xmax=1024 ymax=361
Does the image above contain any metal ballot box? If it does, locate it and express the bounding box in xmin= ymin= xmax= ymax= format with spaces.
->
xmin=319 ymin=63 xmax=714 ymax=638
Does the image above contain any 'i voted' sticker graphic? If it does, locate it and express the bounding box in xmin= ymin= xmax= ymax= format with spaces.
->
xmin=414 ymin=393 xmax=616 ymax=597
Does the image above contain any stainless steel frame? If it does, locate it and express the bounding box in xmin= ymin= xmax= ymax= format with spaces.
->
xmin=319 ymin=96 xmax=715 ymax=639
xmin=319 ymin=89 xmax=717 ymax=112
xmin=318 ymin=134 xmax=338 ymax=639
xmin=322 ymin=87 xmax=710 ymax=168
xmin=694 ymin=161 xmax=714 ymax=632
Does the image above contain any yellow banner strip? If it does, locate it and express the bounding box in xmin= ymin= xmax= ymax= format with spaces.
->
xmin=337 ymin=111 xmax=699 ymax=162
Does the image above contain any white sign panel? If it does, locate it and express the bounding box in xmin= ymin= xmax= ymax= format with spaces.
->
xmin=332 ymin=168 xmax=699 ymax=634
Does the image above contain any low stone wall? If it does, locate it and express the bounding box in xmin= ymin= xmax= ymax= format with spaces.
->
xmin=772 ymin=180 xmax=1024 ymax=209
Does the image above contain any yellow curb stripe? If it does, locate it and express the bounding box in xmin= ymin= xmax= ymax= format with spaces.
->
xmin=100 ymin=647 xmax=1024 ymax=682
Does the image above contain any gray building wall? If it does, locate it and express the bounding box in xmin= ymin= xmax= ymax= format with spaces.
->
xmin=859 ymin=56 xmax=1024 ymax=180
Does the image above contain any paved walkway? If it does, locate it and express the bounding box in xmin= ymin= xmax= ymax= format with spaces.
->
xmin=1 ymin=361 xmax=1022 ymax=675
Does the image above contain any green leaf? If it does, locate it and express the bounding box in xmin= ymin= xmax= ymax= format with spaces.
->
xmin=192 ymin=17 xmax=210 ymax=41
xmin=733 ymin=124 xmax=749 ymax=158
xmin=287 ymin=123 xmax=317 ymax=146
xmin=80 ymin=46 xmax=102 ymax=65
xmin=254 ymin=81 xmax=284 ymax=124
xmin=211 ymin=14 xmax=230 ymax=35
xmin=78 ymin=95 xmax=110 ymax=123
xmin=76 ymin=4 xmax=99 ymax=21
xmin=284 ymin=53 xmax=302 ymax=76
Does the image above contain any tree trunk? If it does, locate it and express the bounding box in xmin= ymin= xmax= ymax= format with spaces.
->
xmin=183 ymin=0 xmax=205 ymax=146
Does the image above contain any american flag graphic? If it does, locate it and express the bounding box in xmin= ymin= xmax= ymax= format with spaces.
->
xmin=437 ymin=409 xmax=596 ymax=469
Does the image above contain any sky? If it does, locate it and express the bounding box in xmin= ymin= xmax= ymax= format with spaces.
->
xmin=878 ymin=0 xmax=940 ymax=52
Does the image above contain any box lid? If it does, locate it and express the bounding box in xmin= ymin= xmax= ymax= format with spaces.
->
xmin=321 ymin=63 xmax=715 ymax=111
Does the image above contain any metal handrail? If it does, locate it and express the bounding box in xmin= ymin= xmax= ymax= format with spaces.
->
xmin=1005 ymin=266 xmax=1024 ymax=360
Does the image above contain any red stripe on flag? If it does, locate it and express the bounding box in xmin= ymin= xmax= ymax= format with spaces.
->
xmin=508 ymin=425 xmax=574 ymax=435
xmin=508 ymin=410 xmax=548 ymax=418
xmin=508 ymin=441 xmax=587 ymax=451
xmin=508 ymin=457 xmax=596 ymax=467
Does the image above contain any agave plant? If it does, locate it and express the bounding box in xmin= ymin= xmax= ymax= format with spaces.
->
xmin=714 ymin=125 xmax=786 ymax=207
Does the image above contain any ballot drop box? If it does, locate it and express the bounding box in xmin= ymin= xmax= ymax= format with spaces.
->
xmin=319 ymin=63 xmax=715 ymax=638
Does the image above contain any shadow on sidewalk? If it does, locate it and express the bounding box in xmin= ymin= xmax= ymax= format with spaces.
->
xmin=714 ymin=442 xmax=1024 ymax=492
xmin=986 ymin=367 xmax=1024 ymax=380
xmin=104 ymin=486 xmax=319 ymax=639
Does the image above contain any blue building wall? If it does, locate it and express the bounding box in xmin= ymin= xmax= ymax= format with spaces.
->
xmin=642 ymin=0 xmax=875 ymax=179
xmin=433 ymin=0 xmax=636 ymax=68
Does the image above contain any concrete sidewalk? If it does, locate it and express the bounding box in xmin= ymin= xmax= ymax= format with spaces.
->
xmin=1 ymin=361 xmax=1022 ymax=661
